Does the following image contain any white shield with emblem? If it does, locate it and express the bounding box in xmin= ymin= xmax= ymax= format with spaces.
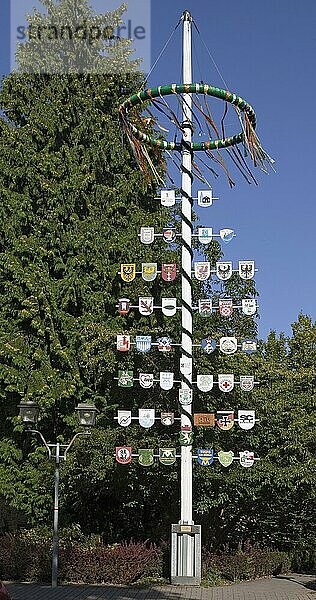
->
xmin=199 ymin=299 xmax=212 ymax=317
xmin=198 ymin=190 xmax=213 ymax=206
xmin=160 ymin=372 xmax=174 ymax=390
xmin=138 ymin=409 xmax=155 ymax=428
xmin=139 ymin=373 xmax=154 ymax=388
xmin=197 ymin=374 xmax=214 ymax=392
xmin=140 ymin=227 xmax=154 ymax=244
xmin=198 ymin=227 xmax=213 ymax=244
xmin=240 ymin=376 xmax=255 ymax=391
xmin=220 ymin=228 xmax=234 ymax=243
xmin=242 ymin=299 xmax=257 ymax=315
xmin=117 ymin=410 xmax=132 ymax=427
xmin=218 ymin=374 xmax=234 ymax=392
xmin=116 ymin=335 xmax=130 ymax=352
xmin=239 ymin=260 xmax=255 ymax=280
xmin=219 ymin=337 xmax=237 ymax=354
xmin=195 ymin=261 xmax=210 ymax=281
xmin=179 ymin=389 xmax=193 ymax=405
xmin=135 ymin=335 xmax=152 ymax=352
xmin=238 ymin=410 xmax=255 ymax=430
xmin=139 ymin=297 xmax=154 ymax=315
xmin=161 ymin=189 xmax=176 ymax=206
xmin=180 ymin=357 xmax=192 ymax=375
xmin=216 ymin=261 xmax=232 ymax=280
xmin=219 ymin=299 xmax=233 ymax=317
xmin=239 ymin=450 xmax=255 ymax=467
xmin=162 ymin=298 xmax=177 ymax=316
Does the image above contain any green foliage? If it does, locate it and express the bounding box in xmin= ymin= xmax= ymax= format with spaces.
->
xmin=0 ymin=0 xmax=314 ymax=572
xmin=202 ymin=546 xmax=291 ymax=585
xmin=0 ymin=532 xmax=163 ymax=584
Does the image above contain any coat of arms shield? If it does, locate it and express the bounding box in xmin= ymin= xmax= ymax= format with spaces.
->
xmin=179 ymin=389 xmax=192 ymax=405
xmin=219 ymin=299 xmax=233 ymax=317
xmin=139 ymin=297 xmax=154 ymax=315
xmin=241 ymin=339 xmax=257 ymax=354
xmin=161 ymin=263 xmax=177 ymax=281
xmin=198 ymin=227 xmax=213 ymax=244
xmin=157 ymin=337 xmax=173 ymax=351
xmin=196 ymin=374 xmax=214 ymax=392
xmin=180 ymin=357 xmax=192 ymax=375
xmin=242 ymin=299 xmax=257 ymax=315
xmin=120 ymin=263 xmax=136 ymax=282
xmin=118 ymin=298 xmax=131 ymax=315
xmin=142 ymin=263 xmax=157 ymax=281
xmin=140 ymin=226 xmax=154 ymax=244
xmin=198 ymin=299 xmax=212 ymax=317
xmin=160 ymin=372 xmax=174 ymax=390
xmin=216 ymin=261 xmax=232 ymax=280
xmin=239 ymin=260 xmax=255 ymax=280
xmin=161 ymin=298 xmax=177 ymax=316
xmin=218 ymin=374 xmax=234 ymax=392
xmin=138 ymin=449 xmax=154 ymax=466
xmin=139 ymin=373 xmax=154 ymax=388
xmin=197 ymin=449 xmax=214 ymax=466
xmin=117 ymin=410 xmax=132 ymax=427
xmin=135 ymin=335 xmax=152 ymax=352
xmin=218 ymin=450 xmax=234 ymax=467
xmin=219 ymin=337 xmax=237 ymax=354
xmin=116 ymin=446 xmax=132 ymax=464
xmin=240 ymin=375 xmax=255 ymax=391
xmin=161 ymin=412 xmax=174 ymax=426
xmin=194 ymin=261 xmax=210 ymax=281
xmin=201 ymin=337 xmax=216 ymax=354
xmin=197 ymin=190 xmax=213 ymax=206
xmin=219 ymin=228 xmax=234 ymax=243
xmin=118 ymin=370 xmax=133 ymax=387
xmin=159 ymin=448 xmax=176 ymax=465
xmin=216 ymin=410 xmax=235 ymax=430
xmin=162 ymin=228 xmax=177 ymax=243
xmin=179 ymin=426 xmax=194 ymax=446
xmin=239 ymin=450 xmax=255 ymax=467
xmin=138 ymin=409 xmax=155 ymax=428
xmin=160 ymin=189 xmax=176 ymax=206
xmin=238 ymin=410 xmax=256 ymax=430
xmin=116 ymin=335 xmax=130 ymax=352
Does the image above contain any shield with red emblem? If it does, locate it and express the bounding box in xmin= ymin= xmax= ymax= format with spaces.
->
xmin=161 ymin=263 xmax=177 ymax=281
xmin=219 ymin=299 xmax=233 ymax=317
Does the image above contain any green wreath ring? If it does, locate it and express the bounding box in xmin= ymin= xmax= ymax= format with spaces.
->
xmin=119 ymin=83 xmax=257 ymax=152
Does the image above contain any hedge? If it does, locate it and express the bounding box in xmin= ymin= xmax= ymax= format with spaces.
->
xmin=0 ymin=528 xmax=299 ymax=586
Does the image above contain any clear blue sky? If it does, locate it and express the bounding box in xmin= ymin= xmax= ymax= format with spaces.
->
xmin=0 ymin=1 xmax=315 ymax=341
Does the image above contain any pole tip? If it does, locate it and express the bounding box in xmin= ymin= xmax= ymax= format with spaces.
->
xmin=182 ymin=10 xmax=192 ymax=22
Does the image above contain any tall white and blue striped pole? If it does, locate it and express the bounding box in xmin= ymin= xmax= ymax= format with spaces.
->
xmin=180 ymin=10 xmax=193 ymax=532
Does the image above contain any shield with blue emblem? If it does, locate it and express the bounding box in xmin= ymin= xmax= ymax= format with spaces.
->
xmin=197 ymin=449 xmax=214 ymax=466
xmin=220 ymin=228 xmax=234 ymax=243
xmin=241 ymin=339 xmax=257 ymax=354
xmin=201 ymin=337 xmax=216 ymax=354
xmin=135 ymin=335 xmax=152 ymax=352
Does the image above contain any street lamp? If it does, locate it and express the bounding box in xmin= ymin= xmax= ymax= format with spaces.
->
xmin=18 ymin=400 xmax=98 ymax=588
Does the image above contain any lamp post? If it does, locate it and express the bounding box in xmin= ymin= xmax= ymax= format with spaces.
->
xmin=18 ymin=400 xmax=98 ymax=588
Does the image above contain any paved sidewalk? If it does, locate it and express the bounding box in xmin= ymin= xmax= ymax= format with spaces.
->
xmin=6 ymin=573 xmax=316 ymax=600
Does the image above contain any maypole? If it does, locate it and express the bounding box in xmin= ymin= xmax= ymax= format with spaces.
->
xmin=180 ymin=9 xmax=193 ymax=527
xmin=117 ymin=7 xmax=272 ymax=587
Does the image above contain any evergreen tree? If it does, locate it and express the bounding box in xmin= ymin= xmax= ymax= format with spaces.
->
xmin=0 ymin=0 xmax=260 ymax=542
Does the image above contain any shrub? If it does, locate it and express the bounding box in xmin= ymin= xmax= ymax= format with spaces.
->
xmin=0 ymin=530 xmax=163 ymax=584
xmin=202 ymin=546 xmax=291 ymax=584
